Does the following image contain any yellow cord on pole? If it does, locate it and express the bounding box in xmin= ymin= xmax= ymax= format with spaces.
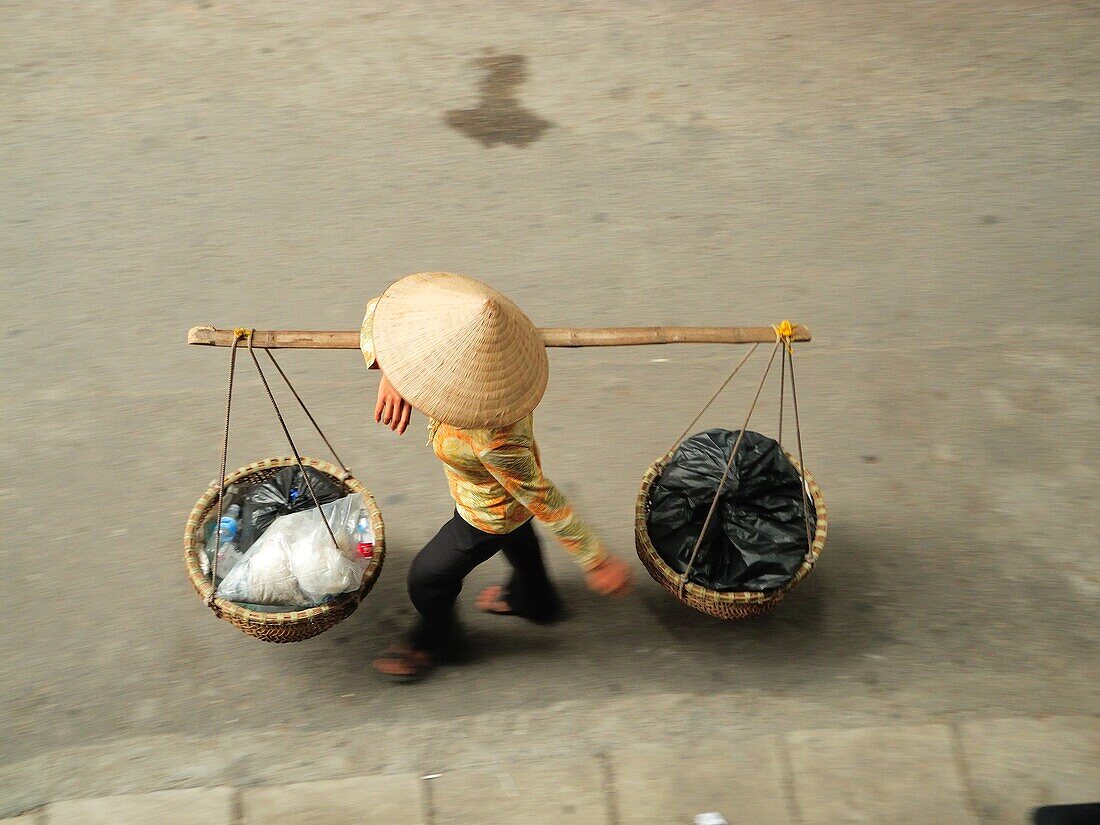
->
xmin=773 ymin=320 xmax=795 ymax=354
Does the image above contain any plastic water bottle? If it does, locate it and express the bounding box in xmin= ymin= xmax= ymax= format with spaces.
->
xmin=206 ymin=504 xmax=242 ymax=578
xmin=354 ymin=509 xmax=375 ymax=559
xmin=206 ymin=504 xmax=240 ymax=549
xmin=215 ymin=540 xmax=244 ymax=578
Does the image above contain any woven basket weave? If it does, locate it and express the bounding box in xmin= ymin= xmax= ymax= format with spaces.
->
xmin=184 ymin=456 xmax=385 ymax=643
xmin=635 ymin=450 xmax=827 ymax=619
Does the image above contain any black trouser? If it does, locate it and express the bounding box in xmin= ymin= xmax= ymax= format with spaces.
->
xmin=407 ymin=512 xmax=562 ymax=652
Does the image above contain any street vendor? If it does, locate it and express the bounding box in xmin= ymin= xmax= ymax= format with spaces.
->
xmin=361 ymin=272 xmax=633 ymax=682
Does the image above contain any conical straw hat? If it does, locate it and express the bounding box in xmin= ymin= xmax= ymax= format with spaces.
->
xmin=371 ymin=273 xmax=549 ymax=429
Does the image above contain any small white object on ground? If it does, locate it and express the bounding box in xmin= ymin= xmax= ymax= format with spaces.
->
xmin=694 ymin=814 xmax=728 ymax=825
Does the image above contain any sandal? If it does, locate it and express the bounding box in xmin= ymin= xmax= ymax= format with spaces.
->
xmin=475 ymin=585 xmax=515 ymax=616
xmin=372 ymin=644 xmax=433 ymax=683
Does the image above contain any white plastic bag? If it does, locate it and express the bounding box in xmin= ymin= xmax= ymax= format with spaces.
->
xmin=216 ymin=526 xmax=306 ymax=606
xmin=289 ymin=493 xmax=367 ymax=602
xmin=216 ymin=492 xmax=368 ymax=606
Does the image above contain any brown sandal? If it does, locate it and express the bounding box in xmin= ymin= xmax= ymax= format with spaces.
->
xmin=372 ymin=644 xmax=433 ymax=683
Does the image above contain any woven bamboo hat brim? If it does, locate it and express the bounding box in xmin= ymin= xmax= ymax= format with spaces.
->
xmin=371 ymin=273 xmax=549 ymax=429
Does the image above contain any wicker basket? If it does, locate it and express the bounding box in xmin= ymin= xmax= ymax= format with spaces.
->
xmin=635 ymin=450 xmax=827 ymax=619
xmin=184 ymin=456 xmax=385 ymax=643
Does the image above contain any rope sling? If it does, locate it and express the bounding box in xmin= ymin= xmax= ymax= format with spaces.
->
xmin=208 ymin=331 xmax=346 ymax=592
xmin=184 ymin=329 xmax=385 ymax=643
xmin=635 ymin=322 xmax=827 ymax=619
xmin=186 ymin=323 xmax=825 ymax=638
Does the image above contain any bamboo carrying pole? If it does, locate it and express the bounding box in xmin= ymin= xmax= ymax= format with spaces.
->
xmin=187 ymin=324 xmax=810 ymax=349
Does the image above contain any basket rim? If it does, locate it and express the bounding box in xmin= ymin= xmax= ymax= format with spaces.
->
xmin=184 ymin=456 xmax=385 ymax=626
xmin=635 ymin=445 xmax=828 ymax=605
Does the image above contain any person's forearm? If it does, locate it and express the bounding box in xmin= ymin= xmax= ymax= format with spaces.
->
xmin=532 ymin=506 xmax=610 ymax=570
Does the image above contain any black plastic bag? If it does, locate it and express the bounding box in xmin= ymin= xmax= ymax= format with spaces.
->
xmin=646 ymin=429 xmax=815 ymax=592
xmin=238 ymin=466 xmax=346 ymax=553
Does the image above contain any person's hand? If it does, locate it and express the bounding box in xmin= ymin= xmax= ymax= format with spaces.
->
xmin=586 ymin=556 xmax=633 ymax=598
xmin=375 ymin=373 xmax=412 ymax=435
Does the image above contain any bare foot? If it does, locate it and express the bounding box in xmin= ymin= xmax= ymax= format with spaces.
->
xmin=475 ymin=585 xmax=514 ymax=616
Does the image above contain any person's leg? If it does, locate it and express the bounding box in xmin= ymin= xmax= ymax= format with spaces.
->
xmin=405 ymin=513 xmax=502 ymax=654
xmin=497 ymin=519 xmax=563 ymax=623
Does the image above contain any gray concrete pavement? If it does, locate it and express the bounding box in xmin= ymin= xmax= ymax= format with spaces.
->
xmin=44 ymin=788 xmax=235 ymax=825
xmin=241 ymin=774 xmax=424 ymax=825
xmin=2 ymin=0 xmax=1098 ymax=818
xmin=10 ymin=716 xmax=1099 ymax=824
xmin=788 ymin=724 xmax=979 ymax=824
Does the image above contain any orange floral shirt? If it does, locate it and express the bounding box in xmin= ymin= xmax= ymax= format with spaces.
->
xmin=361 ymin=298 xmax=608 ymax=571
xmin=430 ymin=416 xmax=608 ymax=570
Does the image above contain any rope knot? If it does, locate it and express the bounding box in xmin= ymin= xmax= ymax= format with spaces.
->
xmin=773 ymin=320 xmax=795 ymax=354
xmin=232 ymin=327 xmax=253 ymax=341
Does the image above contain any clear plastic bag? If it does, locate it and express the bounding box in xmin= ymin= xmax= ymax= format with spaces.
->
xmin=289 ymin=494 xmax=367 ymax=603
xmin=216 ymin=492 xmax=368 ymax=606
